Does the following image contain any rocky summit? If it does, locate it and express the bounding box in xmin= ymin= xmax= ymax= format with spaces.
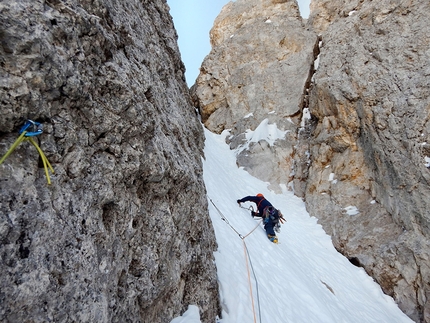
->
xmin=193 ymin=0 xmax=430 ymax=322
xmin=0 ymin=1 xmax=219 ymax=322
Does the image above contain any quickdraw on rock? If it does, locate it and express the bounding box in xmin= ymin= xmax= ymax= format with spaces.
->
xmin=0 ymin=120 xmax=54 ymax=184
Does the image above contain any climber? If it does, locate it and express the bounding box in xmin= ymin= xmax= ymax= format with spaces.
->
xmin=237 ymin=193 xmax=282 ymax=243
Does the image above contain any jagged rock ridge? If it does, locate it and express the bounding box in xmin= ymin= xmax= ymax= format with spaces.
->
xmin=192 ymin=0 xmax=430 ymax=322
xmin=0 ymin=1 xmax=219 ymax=322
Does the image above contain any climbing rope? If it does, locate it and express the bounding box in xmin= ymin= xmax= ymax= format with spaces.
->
xmin=209 ymin=197 xmax=262 ymax=323
xmin=0 ymin=120 xmax=54 ymax=184
xmin=243 ymin=239 xmax=261 ymax=323
xmin=243 ymin=239 xmax=258 ymax=323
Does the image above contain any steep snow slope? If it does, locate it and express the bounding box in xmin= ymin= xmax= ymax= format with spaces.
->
xmin=199 ymin=127 xmax=413 ymax=323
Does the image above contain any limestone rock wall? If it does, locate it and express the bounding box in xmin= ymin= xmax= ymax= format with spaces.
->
xmin=193 ymin=0 xmax=430 ymax=321
xmin=192 ymin=0 xmax=318 ymax=191
xmin=0 ymin=1 xmax=219 ymax=322
xmin=305 ymin=0 xmax=430 ymax=321
xmin=308 ymin=0 xmax=364 ymax=33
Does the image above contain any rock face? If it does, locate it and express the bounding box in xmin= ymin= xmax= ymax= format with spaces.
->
xmin=0 ymin=1 xmax=219 ymax=322
xmin=192 ymin=0 xmax=318 ymax=192
xmin=306 ymin=1 xmax=430 ymax=322
xmin=193 ymin=0 xmax=430 ymax=321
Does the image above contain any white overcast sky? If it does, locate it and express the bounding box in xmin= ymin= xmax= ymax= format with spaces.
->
xmin=167 ymin=0 xmax=311 ymax=86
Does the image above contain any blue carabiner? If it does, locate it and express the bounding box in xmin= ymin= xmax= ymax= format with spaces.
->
xmin=19 ymin=120 xmax=43 ymax=137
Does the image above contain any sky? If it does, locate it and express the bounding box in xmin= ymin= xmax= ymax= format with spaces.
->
xmin=170 ymin=124 xmax=414 ymax=323
xmin=167 ymin=0 xmax=311 ymax=86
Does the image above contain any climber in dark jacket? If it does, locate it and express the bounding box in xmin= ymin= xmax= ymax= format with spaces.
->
xmin=237 ymin=193 xmax=271 ymax=216
xmin=237 ymin=193 xmax=280 ymax=243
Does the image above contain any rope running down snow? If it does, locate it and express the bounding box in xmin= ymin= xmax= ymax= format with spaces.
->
xmin=209 ymin=197 xmax=262 ymax=323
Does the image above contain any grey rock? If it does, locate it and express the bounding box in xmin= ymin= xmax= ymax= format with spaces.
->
xmin=0 ymin=1 xmax=219 ymax=322
xmin=193 ymin=0 xmax=430 ymax=321
xmin=305 ymin=0 xmax=430 ymax=321
xmin=192 ymin=0 xmax=318 ymax=191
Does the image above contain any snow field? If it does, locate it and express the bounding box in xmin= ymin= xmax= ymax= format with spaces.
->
xmin=171 ymin=127 xmax=413 ymax=323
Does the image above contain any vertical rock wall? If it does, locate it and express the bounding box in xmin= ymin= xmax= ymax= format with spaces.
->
xmin=0 ymin=1 xmax=219 ymax=322
xmin=306 ymin=1 xmax=430 ymax=321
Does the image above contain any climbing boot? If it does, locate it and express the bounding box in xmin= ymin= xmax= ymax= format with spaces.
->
xmin=268 ymin=234 xmax=278 ymax=244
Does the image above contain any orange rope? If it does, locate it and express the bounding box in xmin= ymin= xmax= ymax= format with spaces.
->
xmin=243 ymin=239 xmax=257 ymax=323
xmin=242 ymin=219 xmax=263 ymax=239
xmin=209 ymin=197 xmax=262 ymax=322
